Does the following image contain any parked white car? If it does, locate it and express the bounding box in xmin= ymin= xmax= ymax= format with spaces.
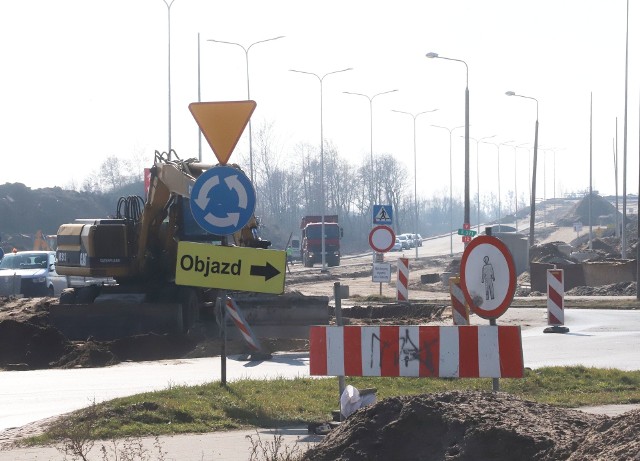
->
xmin=396 ymin=234 xmax=411 ymax=250
xmin=0 ymin=251 xmax=67 ymax=297
xmin=399 ymin=233 xmax=415 ymax=248
xmin=411 ymin=233 xmax=423 ymax=247
xmin=392 ymin=238 xmax=403 ymax=251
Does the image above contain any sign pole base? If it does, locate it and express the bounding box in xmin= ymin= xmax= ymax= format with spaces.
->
xmin=544 ymin=325 xmax=570 ymax=334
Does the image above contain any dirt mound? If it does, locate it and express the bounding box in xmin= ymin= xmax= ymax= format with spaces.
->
xmin=0 ymin=319 xmax=72 ymax=368
xmin=339 ymin=303 xmax=447 ymax=325
xmin=529 ymin=241 xmax=576 ymax=264
xmin=0 ymin=295 xmax=314 ymax=370
xmin=566 ymin=282 xmax=637 ymax=296
xmin=556 ymin=194 xmax=619 ymax=226
xmin=302 ymin=390 xmax=640 ymax=461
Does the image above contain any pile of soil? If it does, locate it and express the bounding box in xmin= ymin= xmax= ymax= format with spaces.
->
xmin=556 ymin=194 xmax=620 ymax=227
xmin=529 ymin=241 xmax=577 ymax=264
xmin=303 ymin=390 xmax=640 ymax=461
xmin=566 ymin=282 xmax=637 ymax=296
xmin=0 ymin=296 xmax=309 ymax=370
xmin=336 ymin=303 xmax=448 ymax=326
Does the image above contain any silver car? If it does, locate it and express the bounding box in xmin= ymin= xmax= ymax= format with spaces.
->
xmin=396 ymin=234 xmax=411 ymax=250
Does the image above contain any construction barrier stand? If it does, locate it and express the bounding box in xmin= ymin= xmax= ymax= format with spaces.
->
xmin=309 ymin=325 xmax=524 ymax=378
xmin=396 ymin=258 xmax=409 ymax=302
xmin=449 ymin=277 xmax=470 ymax=325
xmin=225 ymin=296 xmax=262 ymax=351
xmin=547 ymin=269 xmax=564 ymax=326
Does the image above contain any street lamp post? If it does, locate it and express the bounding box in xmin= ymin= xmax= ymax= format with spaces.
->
xmin=480 ymin=140 xmax=514 ymax=232
xmin=506 ymin=91 xmax=539 ymax=248
xmin=426 ymin=52 xmax=471 ymax=243
xmin=160 ymin=0 xmax=176 ymax=159
xmin=290 ymin=67 xmax=353 ymax=271
xmin=343 ymin=89 xmax=398 ymax=208
xmin=516 ymin=143 xmax=531 ymax=208
xmin=432 ymin=124 xmax=465 ymax=255
xmin=208 ymin=36 xmax=285 ymax=183
xmin=469 ymin=135 xmax=496 ymax=234
xmin=393 ymin=109 xmax=439 ymax=259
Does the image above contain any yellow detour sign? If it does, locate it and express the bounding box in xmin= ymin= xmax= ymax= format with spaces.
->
xmin=188 ymin=101 xmax=257 ymax=165
xmin=175 ymin=241 xmax=286 ymax=294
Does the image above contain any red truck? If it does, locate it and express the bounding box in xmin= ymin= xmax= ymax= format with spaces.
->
xmin=300 ymin=215 xmax=342 ymax=267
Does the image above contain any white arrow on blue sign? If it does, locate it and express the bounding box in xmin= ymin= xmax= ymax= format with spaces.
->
xmin=190 ymin=166 xmax=256 ymax=235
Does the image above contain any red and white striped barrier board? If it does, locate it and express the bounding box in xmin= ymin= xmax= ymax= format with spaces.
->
xmin=396 ymin=258 xmax=409 ymax=302
xmin=310 ymin=325 xmax=524 ymax=378
xmin=547 ymin=269 xmax=565 ymax=326
xmin=449 ymin=276 xmax=470 ymax=326
xmin=225 ymin=297 xmax=262 ymax=351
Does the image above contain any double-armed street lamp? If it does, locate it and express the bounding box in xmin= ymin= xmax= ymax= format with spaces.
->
xmin=290 ymin=67 xmax=353 ymax=271
xmin=160 ymin=0 xmax=176 ymax=159
xmin=343 ymin=89 xmax=398 ymax=208
xmin=393 ymin=109 xmax=439 ymax=259
xmin=516 ymin=143 xmax=531 ymax=207
xmin=208 ymin=36 xmax=285 ymax=182
xmin=506 ymin=91 xmax=539 ymax=247
xmin=426 ymin=52 xmax=471 ymax=243
xmin=480 ymin=140 xmax=514 ymax=232
xmin=469 ymin=135 xmax=496 ymax=234
xmin=432 ymin=124 xmax=464 ymax=255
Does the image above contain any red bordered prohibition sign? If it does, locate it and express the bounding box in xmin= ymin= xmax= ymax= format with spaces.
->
xmin=459 ymin=235 xmax=516 ymax=320
xmin=368 ymin=225 xmax=396 ymax=253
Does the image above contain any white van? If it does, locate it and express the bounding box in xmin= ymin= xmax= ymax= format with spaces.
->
xmin=0 ymin=251 xmax=67 ymax=297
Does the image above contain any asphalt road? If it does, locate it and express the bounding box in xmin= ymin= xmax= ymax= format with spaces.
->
xmin=2 ymin=307 xmax=640 ymax=434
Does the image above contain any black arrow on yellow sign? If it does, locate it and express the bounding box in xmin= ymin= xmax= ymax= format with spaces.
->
xmin=250 ymin=262 xmax=280 ymax=281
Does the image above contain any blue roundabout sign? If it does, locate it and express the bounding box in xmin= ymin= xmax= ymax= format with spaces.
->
xmin=190 ymin=166 xmax=256 ymax=235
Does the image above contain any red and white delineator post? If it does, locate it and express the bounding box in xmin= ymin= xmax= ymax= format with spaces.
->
xmin=545 ymin=268 xmax=569 ymax=333
xmin=396 ymin=258 xmax=409 ymax=302
xmin=225 ymin=296 xmax=263 ymax=351
xmin=449 ymin=276 xmax=470 ymax=325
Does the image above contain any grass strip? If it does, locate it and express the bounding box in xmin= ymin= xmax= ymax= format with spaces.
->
xmin=29 ymin=365 xmax=640 ymax=445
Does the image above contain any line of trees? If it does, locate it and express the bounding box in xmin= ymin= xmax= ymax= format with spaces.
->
xmin=74 ymin=124 xmax=530 ymax=254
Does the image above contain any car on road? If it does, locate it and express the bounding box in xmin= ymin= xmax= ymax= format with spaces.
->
xmin=392 ymin=238 xmax=403 ymax=251
xmin=411 ymin=233 xmax=423 ymax=247
xmin=399 ymin=233 xmax=415 ymax=248
xmin=397 ymin=234 xmax=411 ymax=250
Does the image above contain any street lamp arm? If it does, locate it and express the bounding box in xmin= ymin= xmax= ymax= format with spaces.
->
xmin=431 ymin=124 xmax=465 ymax=134
xmin=247 ymin=35 xmax=285 ymax=52
xmin=321 ymin=68 xmax=353 ymax=81
xmin=371 ymin=89 xmax=398 ymax=101
xmin=207 ymin=38 xmax=247 ymax=52
xmin=505 ymin=91 xmax=539 ymax=119
xmin=393 ymin=109 xmax=438 ymax=120
xmin=289 ymin=69 xmax=321 ymax=82
xmin=343 ymin=91 xmax=369 ymax=99
xmin=426 ymin=52 xmax=468 ymax=87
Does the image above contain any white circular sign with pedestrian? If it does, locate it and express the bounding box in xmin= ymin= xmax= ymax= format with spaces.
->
xmin=460 ymin=235 xmax=516 ymax=320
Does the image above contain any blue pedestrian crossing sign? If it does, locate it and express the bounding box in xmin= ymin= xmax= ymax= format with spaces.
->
xmin=190 ymin=166 xmax=256 ymax=235
xmin=373 ymin=205 xmax=393 ymax=225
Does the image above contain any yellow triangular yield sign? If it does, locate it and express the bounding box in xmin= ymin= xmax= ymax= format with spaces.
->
xmin=189 ymin=100 xmax=257 ymax=165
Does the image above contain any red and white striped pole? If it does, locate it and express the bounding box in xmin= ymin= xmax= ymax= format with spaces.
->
xmin=225 ymin=296 xmax=264 ymax=351
xmin=545 ymin=269 xmax=569 ymax=333
xmin=396 ymin=257 xmax=409 ymax=302
xmin=449 ymin=276 xmax=470 ymax=325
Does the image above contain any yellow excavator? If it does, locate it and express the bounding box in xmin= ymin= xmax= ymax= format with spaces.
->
xmin=55 ymin=151 xmax=270 ymax=332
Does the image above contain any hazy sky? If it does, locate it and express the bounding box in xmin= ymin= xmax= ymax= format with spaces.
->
xmin=1 ymin=1 xmax=638 ymax=205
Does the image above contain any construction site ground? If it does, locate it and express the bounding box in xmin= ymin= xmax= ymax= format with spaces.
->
xmin=3 ymin=210 xmax=640 ymax=458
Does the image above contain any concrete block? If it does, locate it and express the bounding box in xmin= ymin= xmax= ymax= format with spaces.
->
xmin=421 ymin=273 xmax=440 ymax=284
